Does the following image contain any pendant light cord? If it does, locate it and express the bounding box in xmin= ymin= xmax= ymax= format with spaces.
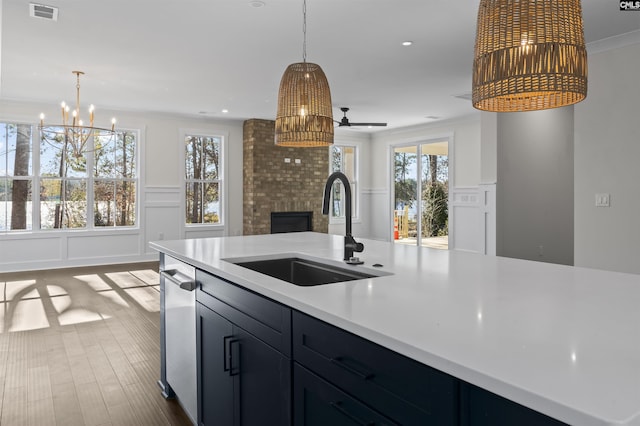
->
xmin=302 ymin=0 xmax=307 ymax=62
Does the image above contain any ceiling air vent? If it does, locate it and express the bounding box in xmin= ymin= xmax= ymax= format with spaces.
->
xmin=30 ymin=3 xmax=58 ymax=21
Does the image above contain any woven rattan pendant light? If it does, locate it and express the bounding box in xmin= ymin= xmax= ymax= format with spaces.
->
xmin=275 ymin=0 xmax=333 ymax=147
xmin=472 ymin=0 xmax=588 ymax=112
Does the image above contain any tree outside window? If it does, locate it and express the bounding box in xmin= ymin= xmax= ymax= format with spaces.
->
xmin=39 ymin=129 xmax=88 ymax=229
xmin=330 ymin=145 xmax=357 ymax=219
xmin=185 ymin=135 xmax=221 ymax=224
xmin=1 ymin=123 xmax=33 ymax=231
xmin=94 ymin=131 xmax=137 ymax=227
xmin=0 ymin=121 xmax=137 ymax=232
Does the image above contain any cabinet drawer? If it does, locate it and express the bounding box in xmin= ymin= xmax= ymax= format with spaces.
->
xmin=197 ymin=269 xmax=291 ymax=356
xmin=293 ymin=311 xmax=457 ymax=425
xmin=294 ymin=363 xmax=396 ymax=426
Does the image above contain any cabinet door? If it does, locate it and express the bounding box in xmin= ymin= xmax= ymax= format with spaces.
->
xmin=197 ymin=302 xmax=234 ymax=426
xmin=235 ymin=326 xmax=291 ymax=425
xmin=294 ymin=363 xmax=397 ymax=426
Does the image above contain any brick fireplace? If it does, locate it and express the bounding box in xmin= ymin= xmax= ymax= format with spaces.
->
xmin=243 ymin=119 xmax=329 ymax=235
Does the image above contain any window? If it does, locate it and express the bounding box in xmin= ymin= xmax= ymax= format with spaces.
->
xmin=93 ymin=131 xmax=137 ymax=227
xmin=185 ymin=134 xmax=222 ymax=225
xmin=1 ymin=123 xmax=34 ymax=231
xmin=330 ymin=145 xmax=357 ymax=219
xmin=0 ymin=121 xmax=138 ymax=232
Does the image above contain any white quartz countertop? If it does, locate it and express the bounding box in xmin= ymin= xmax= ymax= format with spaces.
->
xmin=150 ymin=232 xmax=640 ymax=426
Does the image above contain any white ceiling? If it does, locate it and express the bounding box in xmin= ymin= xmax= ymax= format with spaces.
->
xmin=1 ymin=0 xmax=639 ymax=132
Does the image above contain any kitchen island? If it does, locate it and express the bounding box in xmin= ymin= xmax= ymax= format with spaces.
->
xmin=151 ymin=232 xmax=640 ymax=426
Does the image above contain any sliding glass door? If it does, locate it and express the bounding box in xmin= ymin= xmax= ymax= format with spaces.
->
xmin=392 ymin=140 xmax=449 ymax=249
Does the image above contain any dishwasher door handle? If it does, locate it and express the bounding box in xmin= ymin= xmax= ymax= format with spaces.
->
xmin=161 ymin=270 xmax=196 ymax=291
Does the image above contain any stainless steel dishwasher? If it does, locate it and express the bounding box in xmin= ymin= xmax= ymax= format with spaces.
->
xmin=161 ymin=255 xmax=197 ymax=424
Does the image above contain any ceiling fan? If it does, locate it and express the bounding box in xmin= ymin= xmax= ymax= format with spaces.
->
xmin=336 ymin=107 xmax=387 ymax=128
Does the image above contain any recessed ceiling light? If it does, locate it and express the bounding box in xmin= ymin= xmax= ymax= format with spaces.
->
xmin=402 ymin=41 xmax=413 ymax=46
xmin=249 ymin=1 xmax=265 ymax=7
xmin=425 ymin=115 xmax=440 ymax=120
xmin=221 ymin=109 xmax=229 ymax=114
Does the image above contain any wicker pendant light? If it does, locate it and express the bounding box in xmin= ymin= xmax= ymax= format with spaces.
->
xmin=472 ymin=0 xmax=588 ymax=112
xmin=275 ymin=0 xmax=333 ymax=147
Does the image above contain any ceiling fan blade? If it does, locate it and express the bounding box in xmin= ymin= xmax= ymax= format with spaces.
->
xmin=336 ymin=107 xmax=387 ymax=128
xmin=348 ymin=122 xmax=387 ymax=127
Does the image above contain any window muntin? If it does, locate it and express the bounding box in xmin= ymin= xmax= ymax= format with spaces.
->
xmin=185 ymin=134 xmax=222 ymax=225
xmin=330 ymin=145 xmax=357 ymax=219
xmin=0 ymin=121 xmax=138 ymax=233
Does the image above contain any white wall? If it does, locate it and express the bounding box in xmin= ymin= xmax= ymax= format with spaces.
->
xmin=368 ymin=115 xmax=482 ymax=248
xmin=0 ymin=100 xmax=244 ymax=272
xmin=574 ymin=37 xmax=640 ymax=274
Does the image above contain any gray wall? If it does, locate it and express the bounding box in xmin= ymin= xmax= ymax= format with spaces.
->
xmin=496 ymin=107 xmax=574 ymax=265
xmin=574 ymin=41 xmax=640 ymax=274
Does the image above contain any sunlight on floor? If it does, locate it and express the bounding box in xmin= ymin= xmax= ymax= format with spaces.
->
xmin=0 ymin=267 xmax=160 ymax=333
xmin=8 ymin=298 xmax=50 ymax=332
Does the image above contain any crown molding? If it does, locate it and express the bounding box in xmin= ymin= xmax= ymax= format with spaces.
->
xmin=587 ymin=29 xmax=640 ymax=55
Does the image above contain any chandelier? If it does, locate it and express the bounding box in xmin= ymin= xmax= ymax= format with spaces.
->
xmin=39 ymin=71 xmax=116 ymax=157
xmin=275 ymin=0 xmax=334 ymax=147
xmin=472 ymin=0 xmax=588 ymax=112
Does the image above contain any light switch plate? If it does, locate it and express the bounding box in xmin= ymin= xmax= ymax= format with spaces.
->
xmin=595 ymin=193 xmax=610 ymax=207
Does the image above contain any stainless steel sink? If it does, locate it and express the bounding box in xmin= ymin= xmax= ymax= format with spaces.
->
xmin=226 ymin=256 xmax=384 ymax=286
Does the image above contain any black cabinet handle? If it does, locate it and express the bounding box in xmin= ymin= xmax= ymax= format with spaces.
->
xmin=223 ymin=335 xmax=241 ymax=376
xmin=330 ymin=401 xmax=375 ymax=426
xmin=229 ymin=339 xmax=240 ymax=377
xmin=223 ymin=335 xmax=233 ymax=373
xmin=330 ymin=357 xmax=375 ymax=380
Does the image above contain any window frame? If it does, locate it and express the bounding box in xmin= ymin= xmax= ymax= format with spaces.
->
xmin=329 ymin=144 xmax=359 ymax=224
xmin=0 ymin=120 xmax=140 ymax=233
xmin=181 ymin=129 xmax=227 ymax=230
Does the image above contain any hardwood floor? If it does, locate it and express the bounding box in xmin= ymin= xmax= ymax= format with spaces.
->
xmin=0 ymin=262 xmax=192 ymax=426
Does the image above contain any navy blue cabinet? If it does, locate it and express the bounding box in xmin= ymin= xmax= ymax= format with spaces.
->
xmin=196 ymin=271 xmax=292 ymax=426
xmin=194 ymin=268 xmax=566 ymax=426
xmin=196 ymin=302 xmax=234 ymax=426
xmin=294 ymin=363 xmax=397 ymax=425
xmin=293 ymin=310 xmax=458 ymax=425
xmin=459 ymin=382 xmax=567 ymax=426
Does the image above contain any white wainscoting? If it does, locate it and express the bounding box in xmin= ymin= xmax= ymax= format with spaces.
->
xmin=450 ymin=187 xmax=482 ymax=253
xmin=478 ymin=183 xmax=496 ymax=255
xmin=366 ymin=188 xmax=391 ymax=241
xmin=0 ymin=229 xmax=152 ymax=273
xmin=449 ymin=185 xmax=496 ymax=255
xmin=0 ymin=186 xmax=186 ymax=272
xmin=146 ymin=186 xmax=226 ymax=248
xmin=144 ymin=186 xmax=182 ymax=255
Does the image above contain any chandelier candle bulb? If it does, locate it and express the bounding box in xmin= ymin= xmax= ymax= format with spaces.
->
xmin=39 ymin=113 xmax=44 ymax=127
